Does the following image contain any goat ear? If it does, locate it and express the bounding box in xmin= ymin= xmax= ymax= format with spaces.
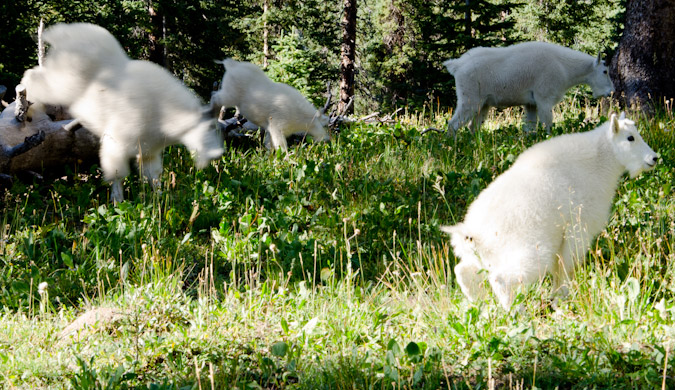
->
xmin=440 ymin=224 xmax=462 ymax=237
xmin=439 ymin=225 xmax=454 ymax=236
xmin=610 ymin=113 xmax=620 ymax=134
xmin=619 ymin=111 xmax=626 ymax=120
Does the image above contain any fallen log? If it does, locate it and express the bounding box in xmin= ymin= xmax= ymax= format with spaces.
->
xmin=0 ymin=101 xmax=99 ymax=180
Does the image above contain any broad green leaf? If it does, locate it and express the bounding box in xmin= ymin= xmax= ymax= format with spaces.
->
xmin=405 ymin=341 xmax=421 ymax=358
xmin=271 ymin=341 xmax=288 ymax=357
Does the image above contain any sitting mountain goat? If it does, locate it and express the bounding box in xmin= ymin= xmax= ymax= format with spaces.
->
xmin=441 ymin=113 xmax=657 ymax=309
xmin=443 ymin=41 xmax=614 ymax=134
xmin=211 ymin=59 xmax=330 ymax=151
xmin=20 ymin=23 xmax=223 ymax=202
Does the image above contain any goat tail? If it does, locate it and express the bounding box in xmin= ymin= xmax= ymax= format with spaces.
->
xmin=214 ymin=58 xmax=236 ymax=70
xmin=442 ymin=59 xmax=459 ymax=75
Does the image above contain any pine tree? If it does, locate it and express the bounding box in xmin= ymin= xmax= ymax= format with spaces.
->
xmin=508 ymin=0 xmax=623 ymax=54
xmin=361 ymin=0 xmax=520 ymax=110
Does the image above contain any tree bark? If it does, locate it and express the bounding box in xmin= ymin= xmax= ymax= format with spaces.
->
xmin=610 ymin=0 xmax=675 ymax=110
xmin=465 ymin=0 xmax=472 ymax=39
xmin=148 ymin=0 xmax=166 ymax=66
xmin=338 ymin=0 xmax=357 ymax=115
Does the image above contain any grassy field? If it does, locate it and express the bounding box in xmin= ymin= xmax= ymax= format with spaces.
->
xmin=0 ymin=101 xmax=674 ymax=389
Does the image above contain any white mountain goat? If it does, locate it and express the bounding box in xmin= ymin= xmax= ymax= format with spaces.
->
xmin=20 ymin=23 xmax=223 ymax=202
xmin=443 ymin=41 xmax=614 ymax=134
xmin=211 ymin=59 xmax=330 ymax=151
xmin=441 ymin=113 xmax=658 ymax=309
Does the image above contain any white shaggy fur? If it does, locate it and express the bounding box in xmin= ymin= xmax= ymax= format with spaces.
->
xmin=20 ymin=23 xmax=223 ymax=202
xmin=441 ymin=113 xmax=658 ymax=309
xmin=444 ymin=41 xmax=614 ymax=133
xmin=211 ymin=59 xmax=330 ymax=151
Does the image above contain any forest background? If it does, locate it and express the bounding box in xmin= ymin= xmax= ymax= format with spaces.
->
xmin=0 ymin=0 xmax=623 ymax=113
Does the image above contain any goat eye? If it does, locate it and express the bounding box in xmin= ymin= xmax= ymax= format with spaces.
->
xmin=627 ymin=135 xmax=635 ymax=142
xmin=603 ymin=70 xmax=608 ymax=74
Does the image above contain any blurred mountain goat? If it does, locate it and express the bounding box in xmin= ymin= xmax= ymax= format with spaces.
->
xmin=211 ymin=59 xmax=330 ymax=151
xmin=443 ymin=41 xmax=615 ymax=134
xmin=442 ymin=113 xmax=658 ymax=309
xmin=21 ymin=23 xmax=223 ymax=202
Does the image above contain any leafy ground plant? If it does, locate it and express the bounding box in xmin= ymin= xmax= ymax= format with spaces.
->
xmin=0 ymin=100 xmax=673 ymax=389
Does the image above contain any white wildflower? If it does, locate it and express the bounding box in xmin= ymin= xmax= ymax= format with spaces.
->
xmin=38 ymin=282 xmax=48 ymax=295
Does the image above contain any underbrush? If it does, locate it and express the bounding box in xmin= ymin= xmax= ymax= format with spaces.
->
xmin=0 ymin=100 xmax=673 ymax=389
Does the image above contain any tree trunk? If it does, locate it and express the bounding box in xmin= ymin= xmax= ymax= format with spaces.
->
xmin=465 ymin=0 xmax=472 ymax=39
xmin=262 ymin=0 xmax=269 ymax=69
xmin=338 ymin=0 xmax=357 ymax=115
xmin=610 ymin=0 xmax=675 ymax=110
xmin=148 ymin=0 xmax=166 ymax=66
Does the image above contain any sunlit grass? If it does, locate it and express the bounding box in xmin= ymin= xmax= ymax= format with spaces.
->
xmin=0 ymin=98 xmax=674 ymax=388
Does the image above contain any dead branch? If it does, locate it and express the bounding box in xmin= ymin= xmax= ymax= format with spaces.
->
xmin=327 ymin=96 xmax=355 ymax=131
xmin=3 ymin=130 xmax=45 ymax=158
xmin=0 ymin=130 xmax=46 ymax=172
xmin=420 ymin=127 xmax=445 ymax=135
xmin=339 ymin=96 xmax=354 ymax=117
xmin=359 ymin=112 xmax=379 ymax=122
xmin=218 ymin=116 xmax=249 ymax=133
xmin=216 ymin=115 xmax=262 ymax=148
xmin=380 ymin=107 xmax=403 ymax=122
xmin=321 ymin=81 xmax=333 ymax=115
xmin=37 ymin=19 xmax=45 ymax=67
xmin=354 ymin=106 xmax=402 ymax=125
xmin=14 ymin=84 xmax=31 ymax=123
xmin=63 ymin=118 xmax=82 ymax=132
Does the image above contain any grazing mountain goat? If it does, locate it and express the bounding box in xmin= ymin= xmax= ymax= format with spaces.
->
xmin=211 ymin=59 xmax=330 ymax=151
xmin=443 ymin=41 xmax=614 ymax=134
xmin=441 ymin=113 xmax=657 ymax=309
xmin=20 ymin=23 xmax=223 ymax=202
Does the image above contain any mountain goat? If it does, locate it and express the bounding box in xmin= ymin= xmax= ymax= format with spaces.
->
xmin=442 ymin=113 xmax=658 ymax=309
xmin=211 ymin=59 xmax=330 ymax=151
xmin=20 ymin=23 xmax=223 ymax=202
xmin=444 ymin=41 xmax=614 ymax=134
